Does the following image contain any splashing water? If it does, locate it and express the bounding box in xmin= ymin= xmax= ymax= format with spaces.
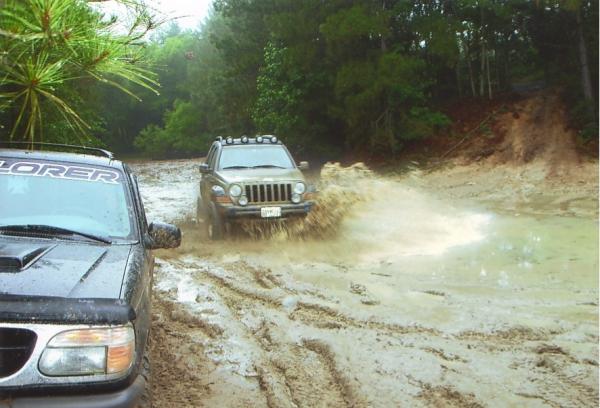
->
xmin=239 ymin=162 xmax=375 ymax=239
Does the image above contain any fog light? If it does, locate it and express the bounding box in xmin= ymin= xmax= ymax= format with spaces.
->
xmin=291 ymin=193 xmax=302 ymax=204
xmin=238 ymin=195 xmax=248 ymax=206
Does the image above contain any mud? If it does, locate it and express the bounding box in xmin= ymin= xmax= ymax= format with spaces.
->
xmin=133 ymin=154 xmax=598 ymax=407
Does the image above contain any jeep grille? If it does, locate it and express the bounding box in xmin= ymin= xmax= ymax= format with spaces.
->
xmin=245 ymin=183 xmax=292 ymax=203
xmin=0 ymin=328 xmax=37 ymax=378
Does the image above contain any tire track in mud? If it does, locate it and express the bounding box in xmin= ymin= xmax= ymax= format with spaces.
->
xmin=194 ymin=261 xmax=440 ymax=338
xmin=156 ymin=259 xmax=597 ymax=408
xmin=301 ymin=339 xmax=364 ymax=407
xmin=186 ymin=262 xmax=366 ymax=408
xmin=194 ymin=260 xmax=564 ymax=344
xmin=160 ymin=257 xmax=598 ymax=407
xmin=150 ymin=297 xmax=214 ymax=408
xmin=198 ymin=265 xmax=597 ymax=408
xmin=526 ymin=350 xmax=599 ymax=408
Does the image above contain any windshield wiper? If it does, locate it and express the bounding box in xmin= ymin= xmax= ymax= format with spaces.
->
xmin=0 ymin=224 xmax=112 ymax=244
xmin=222 ymin=165 xmax=250 ymax=169
xmin=251 ymin=165 xmax=286 ymax=169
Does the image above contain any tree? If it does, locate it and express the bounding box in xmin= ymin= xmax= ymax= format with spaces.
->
xmin=0 ymin=0 xmax=159 ymax=144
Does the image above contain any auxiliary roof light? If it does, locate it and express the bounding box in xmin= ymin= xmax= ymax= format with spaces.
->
xmin=225 ymin=137 xmax=233 ymax=144
xmin=270 ymin=136 xmax=278 ymax=144
xmin=241 ymin=135 xmax=249 ymax=143
xmin=256 ymin=136 xmax=264 ymax=143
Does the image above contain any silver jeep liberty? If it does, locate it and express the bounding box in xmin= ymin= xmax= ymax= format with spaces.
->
xmin=197 ymin=136 xmax=314 ymax=239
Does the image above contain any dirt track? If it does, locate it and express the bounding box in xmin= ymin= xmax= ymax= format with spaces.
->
xmin=130 ymin=154 xmax=597 ymax=408
xmin=130 ymin=91 xmax=599 ymax=408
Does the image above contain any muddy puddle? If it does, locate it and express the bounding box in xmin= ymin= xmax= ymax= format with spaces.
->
xmin=131 ymin=159 xmax=598 ymax=407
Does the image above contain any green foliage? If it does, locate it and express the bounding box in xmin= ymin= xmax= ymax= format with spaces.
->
xmin=252 ymin=42 xmax=301 ymax=137
xmin=3 ymin=0 xmax=595 ymax=158
xmin=134 ymin=100 xmax=210 ymax=157
xmin=0 ymin=0 xmax=159 ymax=144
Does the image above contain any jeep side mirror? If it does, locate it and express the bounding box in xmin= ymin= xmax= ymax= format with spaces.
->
xmin=147 ymin=222 xmax=181 ymax=249
xmin=199 ymin=163 xmax=209 ymax=174
xmin=298 ymin=161 xmax=310 ymax=171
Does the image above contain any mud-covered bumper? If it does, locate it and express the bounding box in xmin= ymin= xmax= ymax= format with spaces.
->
xmin=218 ymin=202 xmax=314 ymax=219
xmin=0 ymin=375 xmax=145 ymax=408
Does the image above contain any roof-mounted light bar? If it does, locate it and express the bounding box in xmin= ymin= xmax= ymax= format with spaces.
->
xmin=241 ymin=135 xmax=249 ymax=143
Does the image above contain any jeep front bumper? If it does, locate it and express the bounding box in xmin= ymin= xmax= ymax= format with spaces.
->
xmin=217 ymin=202 xmax=314 ymax=219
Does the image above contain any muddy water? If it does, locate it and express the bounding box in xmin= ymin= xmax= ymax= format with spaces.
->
xmin=131 ymin=159 xmax=598 ymax=407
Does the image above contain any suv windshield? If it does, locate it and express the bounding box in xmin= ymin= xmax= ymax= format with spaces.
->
xmin=219 ymin=145 xmax=294 ymax=170
xmin=0 ymin=158 xmax=134 ymax=240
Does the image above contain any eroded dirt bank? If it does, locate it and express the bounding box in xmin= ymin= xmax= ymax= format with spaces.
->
xmin=131 ymin=151 xmax=598 ymax=407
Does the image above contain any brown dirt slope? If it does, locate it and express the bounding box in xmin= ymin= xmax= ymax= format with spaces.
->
xmin=487 ymin=91 xmax=579 ymax=169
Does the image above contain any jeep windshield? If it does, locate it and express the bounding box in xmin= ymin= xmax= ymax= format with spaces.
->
xmin=0 ymin=158 xmax=135 ymax=241
xmin=219 ymin=145 xmax=294 ymax=170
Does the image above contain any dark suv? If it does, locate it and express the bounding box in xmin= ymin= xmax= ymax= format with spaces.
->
xmin=198 ymin=136 xmax=314 ymax=239
xmin=0 ymin=144 xmax=181 ymax=408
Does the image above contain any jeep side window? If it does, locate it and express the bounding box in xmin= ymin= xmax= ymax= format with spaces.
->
xmin=209 ymin=145 xmax=220 ymax=170
xmin=206 ymin=145 xmax=217 ymax=169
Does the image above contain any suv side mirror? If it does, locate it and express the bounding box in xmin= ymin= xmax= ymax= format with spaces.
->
xmin=199 ymin=163 xmax=210 ymax=174
xmin=147 ymin=222 xmax=181 ymax=249
xmin=298 ymin=161 xmax=310 ymax=171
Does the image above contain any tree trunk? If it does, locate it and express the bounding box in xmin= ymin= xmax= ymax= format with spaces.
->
xmin=464 ymin=41 xmax=476 ymax=97
xmin=486 ymin=49 xmax=493 ymax=99
xmin=456 ymin=61 xmax=463 ymax=98
xmin=479 ymin=6 xmax=485 ymax=97
xmin=380 ymin=0 xmax=387 ymax=52
xmin=575 ymin=8 xmax=593 ymax=103
xmin=479 ymin=42 xmax=485 ymax=97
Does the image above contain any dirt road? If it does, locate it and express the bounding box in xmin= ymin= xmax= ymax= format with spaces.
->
xmin=131 ymin=154 xmax=598 ymax=408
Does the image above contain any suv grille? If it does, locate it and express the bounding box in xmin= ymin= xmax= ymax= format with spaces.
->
xmin=0 ymin=328 xmax=37 ymax=378
xmin=245 ymin=183 xmax=292 ymax=203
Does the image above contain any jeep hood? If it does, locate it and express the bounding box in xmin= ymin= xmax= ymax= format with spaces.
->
xmin=216 ymin=168 xmax=304 ymax=184
xmin=0 ymin=237 xmax=131 ymax=299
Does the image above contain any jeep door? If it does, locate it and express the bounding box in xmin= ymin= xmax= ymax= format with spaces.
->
xmin=200 ymin=143 xmax=219 ymax=208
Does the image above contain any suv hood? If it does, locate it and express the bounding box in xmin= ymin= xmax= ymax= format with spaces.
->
xmin=216 ymin=168 xmax=304 ymax=184
xmin=0 ymin=237 xmax=131 ymax=299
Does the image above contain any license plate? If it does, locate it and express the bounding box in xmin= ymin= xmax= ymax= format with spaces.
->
xmin=261 ymin=207 xmax=281 ymax=218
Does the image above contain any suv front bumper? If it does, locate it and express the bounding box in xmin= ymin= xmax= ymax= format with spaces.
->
xmin=0 ymin=375 xmax=145 ymax=408
xmin=218 ymin=202 xmax=314 ymax=219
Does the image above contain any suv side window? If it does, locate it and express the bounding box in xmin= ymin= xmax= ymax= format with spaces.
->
xmin=124 ymin=165 xmax=148 ymax=235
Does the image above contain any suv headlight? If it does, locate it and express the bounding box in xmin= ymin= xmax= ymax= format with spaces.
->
xmin=39 ymin=325 xmax=135 ymax=376
xmin=294 ymin=182 xmax=306 ymax=195
xmin=229 ymin=184 xmax=242 ymax=198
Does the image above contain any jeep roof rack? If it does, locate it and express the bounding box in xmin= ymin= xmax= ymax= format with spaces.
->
xmin=0 ymin=141 xmax=115 ymax=159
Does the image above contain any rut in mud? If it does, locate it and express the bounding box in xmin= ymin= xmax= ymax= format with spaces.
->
xmin=132 ymin=146 xmax=598 ymax=408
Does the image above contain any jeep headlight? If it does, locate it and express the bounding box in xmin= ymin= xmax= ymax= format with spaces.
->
xmin=39 ymin=325 xmax=135 ymax=376
xmin=294 ymin=182 xmax=306 ymax=195
xmin=229 ymin=184 xmax=242 ymax=198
